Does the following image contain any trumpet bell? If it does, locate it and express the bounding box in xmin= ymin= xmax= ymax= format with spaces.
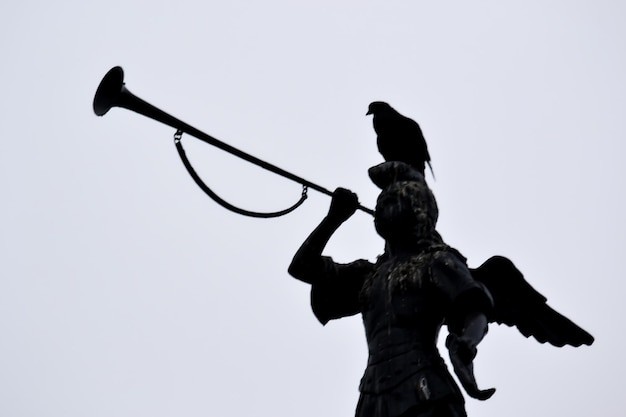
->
xmin=93 ymin=66 xmax=125 ymax=116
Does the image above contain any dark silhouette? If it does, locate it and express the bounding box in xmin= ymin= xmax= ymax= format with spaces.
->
xmin=289 ymin=161 xmax=593 ymax=417
xmin=367 ymin=102 xmax=434 ymax=177
xmin=93 ymin=66 xmax=375 ymax=216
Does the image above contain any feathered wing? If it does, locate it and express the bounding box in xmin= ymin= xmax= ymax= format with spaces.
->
xmin=373 ymin=110 xmax=431 ymax=175
xmin=470 ymin=256 xmax=594 ymax=347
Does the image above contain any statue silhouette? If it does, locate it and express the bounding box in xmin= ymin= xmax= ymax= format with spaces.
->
xmin=289 ymin=161 xmax=593 ymax=417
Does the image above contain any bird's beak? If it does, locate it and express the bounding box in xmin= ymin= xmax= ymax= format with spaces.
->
xmin=366 ymin=110 xmax=372 ymax=116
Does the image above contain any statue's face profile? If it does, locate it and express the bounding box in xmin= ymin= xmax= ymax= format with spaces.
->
xmin=374 ymin=181 xmax=438 ymax=243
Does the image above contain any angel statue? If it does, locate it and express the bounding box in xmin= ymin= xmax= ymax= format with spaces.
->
xmin=288 ymin=161 xmax=593 ymax=417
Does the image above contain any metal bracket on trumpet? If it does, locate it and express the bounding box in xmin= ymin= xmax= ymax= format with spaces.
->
xmin=174 ymin=129 xmax=183 ymax=144
xmin=173 ymin=129 xmax=308 ymax=218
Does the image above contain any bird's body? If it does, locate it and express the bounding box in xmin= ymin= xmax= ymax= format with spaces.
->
xmin=367 ymin=101 xmax=433 ymax=177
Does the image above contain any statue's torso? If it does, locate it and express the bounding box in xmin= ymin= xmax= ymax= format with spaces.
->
xmin=359 ymin=253 xmax=448 ymax=393
xmin=356 ymin=250 xmax=468 ymax=417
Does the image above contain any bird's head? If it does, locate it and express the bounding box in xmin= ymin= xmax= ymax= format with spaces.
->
xmin=366 ymin=101 xmax=393 ymax=116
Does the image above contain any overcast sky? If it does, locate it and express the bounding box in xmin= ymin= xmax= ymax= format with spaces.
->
xmin=1 ymin=1 xmax=624 ymax=416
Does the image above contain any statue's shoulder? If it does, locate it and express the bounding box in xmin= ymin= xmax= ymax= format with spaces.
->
xmin=430 ymin=246 xmax=469 ymax=275
xmin=430 ymin=247 xmax=484 ymax=297
xmin=332 ymin=258 xmax=375 ymax=278
xmin=349 ymin=258 xmax=376 ymax=269
xmin=311 ymin=258 xmax=373 ymax=325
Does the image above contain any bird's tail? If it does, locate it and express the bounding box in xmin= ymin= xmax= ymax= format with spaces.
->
xmin=427 ymin=160 xmax=435 ymax=181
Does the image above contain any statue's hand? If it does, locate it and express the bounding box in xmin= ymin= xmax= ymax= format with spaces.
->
xmin=327 ymin=188 xmax=359 ymax=222
xmin=446 ymin=333 xmax=496 ymax=401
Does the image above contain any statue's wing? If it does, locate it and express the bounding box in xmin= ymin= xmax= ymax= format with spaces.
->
xmin=470 ymin=256 xmax=594 ymax=347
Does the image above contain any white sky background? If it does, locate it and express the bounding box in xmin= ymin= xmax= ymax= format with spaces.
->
xmin=1 ymin=1 xmax=624 ymax=416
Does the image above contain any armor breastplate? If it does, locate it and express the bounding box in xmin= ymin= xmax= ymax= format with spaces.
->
xmin=359 ymin=254 xmax=447 ymax=394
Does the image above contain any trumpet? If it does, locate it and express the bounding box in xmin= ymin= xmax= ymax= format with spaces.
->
xmin=93 ymin=66 xmax=374 ymax=217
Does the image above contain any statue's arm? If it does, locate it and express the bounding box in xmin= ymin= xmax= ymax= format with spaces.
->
xmin=447 ymin=311 xmax=489 ymax=362
xmin=288 ymin=188 xmax=359 ymax=284
xmin=432 ymin=253 xmax=496 ymax=400
xmin=446 ymin=310 xmax=496 ymax=400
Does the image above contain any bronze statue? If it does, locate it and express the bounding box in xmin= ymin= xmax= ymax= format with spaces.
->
xmin=289 ymin=161 xmax=593 ymax=417
xmin=93 ymin=69 xmax=594 ymax=415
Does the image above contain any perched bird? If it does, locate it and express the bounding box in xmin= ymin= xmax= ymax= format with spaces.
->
xmin=366 ymin=101 xmax=434 ymax=178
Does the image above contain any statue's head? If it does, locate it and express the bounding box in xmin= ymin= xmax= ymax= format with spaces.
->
xmin=369 ymin=162 xmax=438 ymax=243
